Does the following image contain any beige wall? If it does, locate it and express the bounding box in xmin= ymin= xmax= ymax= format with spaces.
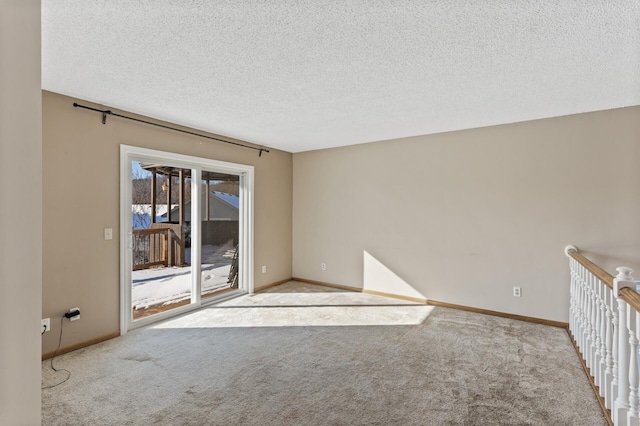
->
xmin=0 ymin=0 xmax=42 ymax=423
xmin=42 ymin=91 xmax=293 ymax=354
xmin=293 ymin=107 xmax=640 ymax=322
xmin=40 ymin=90 xmax=640 ymax=345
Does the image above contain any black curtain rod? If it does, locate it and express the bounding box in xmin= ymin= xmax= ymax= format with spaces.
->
xmin=72 ymin=102 xmax=270 ymax=156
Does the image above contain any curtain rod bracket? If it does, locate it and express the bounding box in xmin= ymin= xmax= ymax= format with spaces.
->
xmin=101 ymin=111 xmax=111 ymax=124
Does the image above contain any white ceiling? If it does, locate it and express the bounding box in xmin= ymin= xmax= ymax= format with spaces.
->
xmin=42 ymin=1 xmax=640 ymax=153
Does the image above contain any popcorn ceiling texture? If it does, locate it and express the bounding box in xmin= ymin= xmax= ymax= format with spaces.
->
xmin=42 ymin=1 xmax=640 ymax=153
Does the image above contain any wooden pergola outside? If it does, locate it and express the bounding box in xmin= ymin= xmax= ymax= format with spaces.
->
xmin=132 ymin=164 xmax=239 ymax=270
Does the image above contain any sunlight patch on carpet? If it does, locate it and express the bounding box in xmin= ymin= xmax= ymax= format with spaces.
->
xmin=151 ymin=304 xmax=435 ymax=329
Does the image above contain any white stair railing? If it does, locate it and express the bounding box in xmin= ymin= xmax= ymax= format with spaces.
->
xmin=566 ymin=245 xmax=639 ymax=425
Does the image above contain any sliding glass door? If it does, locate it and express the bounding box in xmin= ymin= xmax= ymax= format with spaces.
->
xmin=120 ymin=146 xmax=254 ymax=333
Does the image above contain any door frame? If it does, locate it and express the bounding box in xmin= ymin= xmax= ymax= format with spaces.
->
xmin=119 ymin=145 xmax=254 ymax=334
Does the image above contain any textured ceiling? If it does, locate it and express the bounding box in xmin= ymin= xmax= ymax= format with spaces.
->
xmin=42 ymin=1 xmax=640 ymax=153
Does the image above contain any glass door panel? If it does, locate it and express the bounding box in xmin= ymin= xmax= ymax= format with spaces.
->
xmin=200 ymin=170 xmax=240 ymax=299
xmin=130 ymin=161 xmax=193 ymax=320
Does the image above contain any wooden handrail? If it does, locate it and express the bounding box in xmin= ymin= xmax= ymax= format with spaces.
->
xmin=620 ymin=287 xmax=640 ymax=314
xmin=133 ymin=228 xmax=169 ymax=236
xmin=566 ymin=246 xmax=639 ymax=311
xmin=566 ymin=247 xmax=615 ymax=289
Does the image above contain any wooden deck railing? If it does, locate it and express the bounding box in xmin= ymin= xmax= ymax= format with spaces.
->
xmin=132 ymin=228 xmax=170 ymax=270
xmin=566 ymin=245 xmax=639 ymax=426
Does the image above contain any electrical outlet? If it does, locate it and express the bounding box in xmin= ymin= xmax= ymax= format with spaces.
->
xmin=321 ymin=262 xmax=326 ymax=271
xmin=68 ymin=307 xmax=80 ymax=321
xmin=513 ymin=287 xmax=522 ymax=297
xmin=261 ymin=265 xmax=267 ymax=274
xmin=41 ymin=318 xmax=51 ymax=333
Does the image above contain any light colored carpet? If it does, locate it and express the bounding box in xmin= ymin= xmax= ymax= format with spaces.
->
xmin=42 ymin=281 xmax=606 ymax=425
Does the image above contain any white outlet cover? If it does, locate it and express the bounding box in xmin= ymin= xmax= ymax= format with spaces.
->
xmin=261 ymin=265 xmax=267 ymax=274
xmin=69 ymin=307 xmax=80 ymax=321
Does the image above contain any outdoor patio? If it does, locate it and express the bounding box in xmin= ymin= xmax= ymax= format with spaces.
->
xmin=131 ymin=243 xmax=237 ymax=319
